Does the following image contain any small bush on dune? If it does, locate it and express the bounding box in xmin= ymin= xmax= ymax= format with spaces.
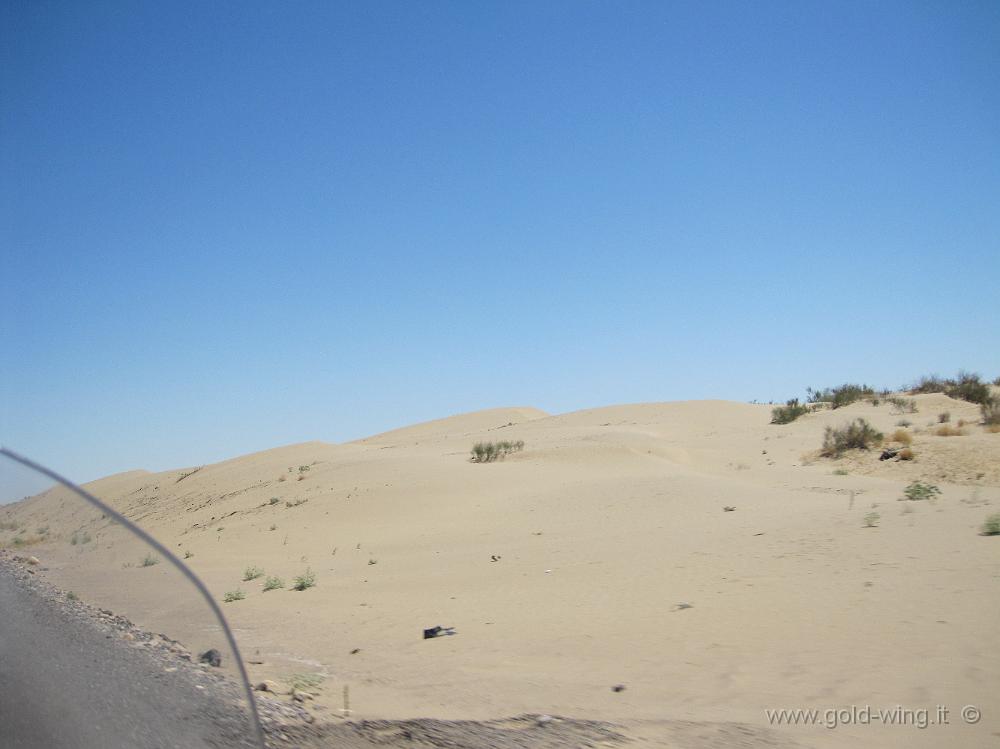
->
xmin=263 ymin=576 xmax=284 ymax=591
xmin=771 ymin=399 xmax=810 ymax=424
xmin=820 ymin=419 xmax=883 ymax=457
xmin=139 ymin=554 xmax=159 ymax=567
xmin=981 ymin=398 xmax=1000 ymax=426
xmin=471 ymin=440 xmax=525 ymax=463
xmin=898 ymin=448 xmax=914 ymax=460
xmin=243 ymin=565 xmax=264 ymax=581
xmin=292 ymin=568 xmax=316 ymax=591
xmin=224 ymin=589 xmax=245 ymax=603
xmin=902 ymin=481 xmax=940 ymax=501
xmin=982 ymin=513 xmax=1000 ymax=536
xmin=864 ymin=512 xmax=880 ymax=528
xmin=938 ymin=411 xmax=950 ymax=423
xmin=807 ymin=384 xmax=876 ymax=410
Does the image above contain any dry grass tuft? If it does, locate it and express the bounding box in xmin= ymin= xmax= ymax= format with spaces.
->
xmin=898 ymin=448 xmax=914 ymax=460
xmin=890 ymin=429 xmax=912 ymax=445
xmin=935 ymin=425 xmax=967 ymax=437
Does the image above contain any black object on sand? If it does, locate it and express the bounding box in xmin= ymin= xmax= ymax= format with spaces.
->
xmin=423 ymin=626 xmax=456 ymax=639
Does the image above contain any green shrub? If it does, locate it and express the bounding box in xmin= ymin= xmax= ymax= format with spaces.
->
xmin=820 ymin=419 xmax=883 ymax=457
xmin=771 ymin=399 xmax=810 ymax=424
xmin=263 ymin=576 xmax=284 ymax=591
xmin=908 ymin=375 xmax=950 ymax=394
xmin=981 ymin=513 xmax=1000 ymax=536
xmin=292 ymin=568 xmax=316 ymax=591
xmin=470 ymin=440 xmax=525 ymax=463
xmin=224 ymin=589 xmax=246 ymax=602
xmin=807 ymin=384 xmax=875 ymax=409
xmin=902 ymin=481 xmax=941 ymax=501
xmin=243 ymin=565 xmax=264 ymax=581
xmin=864 ymin=512 xmax=880 ymax=528
xmin=946 ymin=372 xmax=991 ymax=405
xmin=139 ymin=553 xmax=159 ymax=567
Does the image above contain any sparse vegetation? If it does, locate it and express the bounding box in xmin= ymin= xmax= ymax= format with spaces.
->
xmin=895 ymin=419 xmax=912 ymax=428
xmin=981 ymin=397 xmax=1000 ymax=426
xmin=243 ymin=565 xmax=264 ymax=581
xmin=263 ymin=576 xmax=284 ymax=591
xmin=902 ymin=481 xmax=941 ymax=502
xmin=820 ymin=419 xmax=883 ymax=457
xmin=898 ymin=448 xmax=914 ymax=461
xmin=887 ymin=396 xmax=917 ymax=414
xmin=70 ymin=530 xmax=92 ymax=545
xmin=981 ymin=513 xmax=1000 ymax=536
xmin=909 ymin=372 xmax=993 ymax=405
xmin=864 ymin=512 xmax=880 ymax=527
xmin=184 ymin=550 xmax=194 ymax=559
xmin=471 ymin=440 xmax=525 ymax=463
xmin=935 ymin=425 xmax=966 ymax=437
xmin=268 ymin=497 xmax=280 ymax=505
xmin=285 ymin=499 xmax=308 ymax=508
xmin=224 ymin=589 xmax=246 ymax=602
xmin=287 ymin=672 xmax=324 ymax=691
xmin=269 ymin=524 xmax=278 ymax=531
xmin=807 ymin=384 xmax=875 ymax=409
xmin=66 ymin=591 xmax=79 ymax=601
xmin=139 ymin=553 xmax=159 ymax=567
xmin=292 ymin=568 xmax=316 ymax=591
xmin=938 ymin=411 xmax=950 ymax=423
xmin=833 ymin=468 xmax=849 ymax=476
xmin=890 ymin=429 xmax=912 ymax=446
xmin=770 ymin=399 xmax=810 ymax=424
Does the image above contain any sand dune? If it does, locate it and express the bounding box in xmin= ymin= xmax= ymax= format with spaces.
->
xmin=2 ymin=396 xmax=998 ymax=748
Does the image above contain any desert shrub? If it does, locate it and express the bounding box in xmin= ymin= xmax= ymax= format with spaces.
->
xmin=902 ymin=481 xmax=941 ymax=501
xmin=771 ymin=399 xmax=810 ymax=424
xmin=946 ymin=372 xmax=991 ymax=405
xmin=982 ymin=513 xmax=1000 ymax=536
xmin=292 ymin=568 xmax=316 ymax=591
xmin=184 ymin=550 xmax=194 ymax=559
xmin=887 ymin=396 xmax=917 ymax=414
xmin=981 ymin=397 xmax=1000 ymax=426
xmin=896 ymin=419 xmax=912 ymax=427
xmin=890 ymin=429 xmax=912 ymax=445
xmin=938 ymin=411 xmax=950 ymax=423
xmin=268 ymin=497 xmax=280 ymax=505
xmin=224 ymin=589 xmax=246 ymax=603
xmin=820 ymin=419 xmax=883 ymax=457
xmin=935 ymin=425 xmax=966 ymax=437
xmin=70 ymin=530 xmax=92 ymax=545
xmin=807 ymin=384 xmax=875 ymax=409
xmin=908 ymin=375 xmax=950 ymax=394
xmin=898 ymin=448 xmax=914 ymax=460
xmin=471 ymin=440 xmax=525 ymax=463
xmin=864 ymin=512 xmax=880 ymax=527
xmin=263 ymin=576 xmax=284 ymax=591
xmin=243 ymin=565 xmax=264 ymax=581
xmin=139 ymin=553 xmax=159 ymax=567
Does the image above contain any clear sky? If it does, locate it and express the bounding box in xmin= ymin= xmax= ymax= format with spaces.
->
xmin=2 ymin=1 xmax=999 ymax=483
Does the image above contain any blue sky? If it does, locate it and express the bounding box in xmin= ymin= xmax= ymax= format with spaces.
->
xmin=2 ymin=1 xmax=999 ymax=482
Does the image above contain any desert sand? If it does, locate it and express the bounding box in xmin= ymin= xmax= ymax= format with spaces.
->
xmin=2 ymin=394 xmax=998 ymax=748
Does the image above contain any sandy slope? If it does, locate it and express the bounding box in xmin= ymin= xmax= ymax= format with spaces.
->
xmin=2 ymin=397 xmax=998 ymax=748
